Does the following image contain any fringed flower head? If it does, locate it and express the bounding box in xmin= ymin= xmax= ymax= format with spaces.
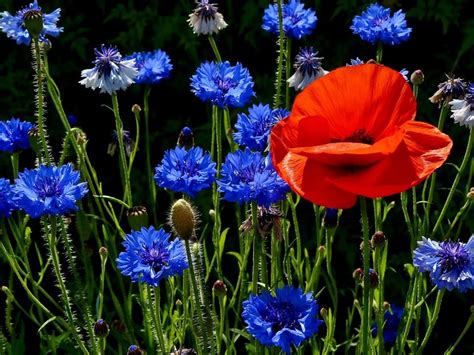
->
xmin=262 ymin=0 xmax=317 ymax=40
xmin=0 ymin=0 xmax=62 ymax=45
xmin=217 ymin=148 xmax=290 ymax=207
xmin=288 ymin=47 xmax=328 ymax=91
xmin=188 ymin=0 xmax=228 ymax=35
xmin=413 ymin=236 xmax=474 ymax=292
xmin=116 ymin=226 xmax=188 ymax=287
xmin=0 ymin=118 xmax=34 ymax=153
xmin=351 ymin=3 xmax=411 ymax=45
xmin=191 ymin=61 xmax=255 ymax=108
xmin=154 ymin=146 xmax=216 ymax=197
xmin=234 ymin=104 xmax=289 ymax=151
xmin=270 ymin=64 xmax=452 ymax=208
xmin=79 ymin=45 xmax=138 ymax=95
xmin=0 ymin=178 xmax=14 ymax=218
xmin=429 ymin=74 xmax=468 ymax=106
xmin=12 ymin=164 xmax=88 ymax=218
xmin=449 ymin=83 xmax=474 ymax=128
xmin=242 ymin=286 xmax=323 ymax=354
xmin=125 ymin=49 xmax=172 ymax=85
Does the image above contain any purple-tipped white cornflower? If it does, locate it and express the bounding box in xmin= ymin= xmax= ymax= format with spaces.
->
xmin=0 ymin=1 xmax=62 ymax=45
xmin=12 ymin=164 xmax=88 ymax=218
xmin=188 ymin=0 xmax=228 ymax=35
xmin=79 ymin=45 xmax=138 ymax=95
xmin=429 ymin=75 xmax=468 ymax=106
xmin=191 ymin=61 xmax=255 ymax=108
xmin=351 ymin=3 xmax=411 ymax=45
xmin=449 ymin=83 xmax=474 ymax=128
xmin=125 ymin=49 xmax=172 ymax=85
xmin=413 ymin=236 xmax=474 ymax=292
xmin=262 ymin=0 xmax=317 ymax=40
xmin=288 ymin=47 xmax=328 ymax=91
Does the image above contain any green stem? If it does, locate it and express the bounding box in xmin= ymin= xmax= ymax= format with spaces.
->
xmin=10 ymin=152 xmax=19 ymax=178
xmin=143 ymin=87 xmax=158 ymax=225
xmin=274 ymin=0 xmax=285 ymax=109
xmin=97 ymin=251 xmax=107 ymax=319
xmin=417 ymin=289 xmax=445 ymax=354
xmin=48 ymin=217 xmax=89 ymax=354
xmin=208 ymin=35 xmax=222 ymax=62
xmin=251 ymin=202 xmax=260 ymax=294
xmin=184 ymin=239 xmax=212 ymax=354
xmin=148 ymin=286 xmax=167 ymax=354
xmin=33 ymin=38 xmax=50 ymax=165
xmin=359 ymin=197 xmax=371 ymax=355
xmin=111 ymin=93 xmax=132 ymax=206
xmin=432 ymin=128 xmax=473 ymax=236
xmin=376 ymin=42 xmax=383 ymax=63
xmin=288 ymin=194 xmax=302 ymax=284
xmin=445 ymin=312 xmax=473 ymax=354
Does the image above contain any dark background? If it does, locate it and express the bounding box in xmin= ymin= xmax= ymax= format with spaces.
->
xmin=0 ymin=0 xmax=473 ymax=353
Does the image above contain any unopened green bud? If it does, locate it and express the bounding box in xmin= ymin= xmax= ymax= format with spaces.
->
xmin=23 ymin=9 xmax=43 ymax=39
xmin=127 ymin=206 xmax=148 ymax=231
xmin=410 ymin=70 xmax=424 ymax=85
xmin=170 ymin=199 xmax=196 ymax=240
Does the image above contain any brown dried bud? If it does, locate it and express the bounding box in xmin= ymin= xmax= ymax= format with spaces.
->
xmin=212 ymin=280 xmax=227 ymax=297
xmin=127 ymin=206 xmax=148 ymax=231
xmin=371 ymin=231 xmax=386 ymax=248
xmin=410 ymin=70 xmax=424 ymax=85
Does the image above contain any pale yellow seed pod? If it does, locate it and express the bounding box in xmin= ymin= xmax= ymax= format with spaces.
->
xmin=170 ymin=199 xmax=196 ymax=240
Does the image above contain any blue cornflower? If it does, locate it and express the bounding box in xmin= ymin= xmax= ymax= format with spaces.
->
xmin=0 ymin=1 xmax=62 ymax=45
xmin=0 ymin=118 xmax=34 ymax=153
xmin=116 ymin=226 xmax=188 ymax=287
xmin=346 ymin=57 xmax=365 ymax=66
xmin=413 ymin=236 xmax=474 ymax=292
xmin=188 ymin=0 xmax=228 ymax=35
xmin=79 ymin=45 xmax=138 ymax=95
xmin=234 ymin=104 xmax=289 ymax=151
xmin=350 ymin=3 xmax=411 ymax=45
xmin=449 ymin=83 xmax=474 ymax=128
xmin=12 ymin=164 xmax=88 ymax=218
xmin=0 ymin=178 xmax=14 ymax=218
xmin=372 ymin=305 xmax=404 ymax=347
xmin=242 ymin=286 xmax=323 ymax=354
xmin=217 ymin=149 xmax=290 ymax=207
xmin=125 ymin=49 xmax=172 ymax=85
xmin=190 ymin=61 xmax=255 ymax=108
xmin=154 ymin=146 xmax=216 ymax=197
xmin=262 ymin=0 xmax=317 ymax=40
xmin=288 ymin=47 xmax=328 ymax=91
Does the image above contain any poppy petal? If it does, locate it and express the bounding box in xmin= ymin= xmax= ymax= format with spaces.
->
xmin=291 ymin=64 xmax=416 ymax=142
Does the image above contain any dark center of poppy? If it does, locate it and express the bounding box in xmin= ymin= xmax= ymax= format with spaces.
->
xmin=138 ymin=242 xmax=169 ymax=271
xmin=436 ymin=241 xmax=469 ymax=273
xmin=332 ymin=129 xmax=374 ymax=144
xmin=263 ymin=300 xmax=301 ymax=333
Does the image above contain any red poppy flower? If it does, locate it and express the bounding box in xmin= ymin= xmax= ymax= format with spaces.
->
xmin=270 ymin=64 xmax=452 ymax=208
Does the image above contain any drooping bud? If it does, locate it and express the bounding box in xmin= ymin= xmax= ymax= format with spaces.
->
xmin=127 ymin=345 xmax=143 ymax=355
xmin=177 ymin=126 xmax=194 ymax=149
xmin=169 ymin=199 xmax=197 ymax=240
xmin=370 ymin=231 xmax=386 ymax=248
xmin=93 ymin=319 xmax=109 ymax=338
xmin=212 ymin=280 xmax=227 ymax=298
xmin=127 ymin=206 xmax=148 ymax=231
xmin=23 ymin=9 xmax=44 ymax=39
xmin=410 ymin=70 xmax=424 ymax=85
